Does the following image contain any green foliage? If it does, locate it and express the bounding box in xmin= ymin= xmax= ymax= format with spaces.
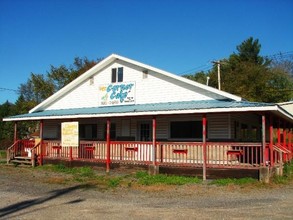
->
xmin=183 ymin=71 xmax=208 ymax=85
xmin=272 ymin=162 xmax=293 ymax=184
xmin=18 ymin=56 xmax=101 ymax=105
xmin=3 ymin=56 xmax=102 ymax=140
xmin=185 ymin=37 xmax=293 ymax=103
xmin=108 ymin=177 xmax=121 ymax=188
xmin=41 ymin=164 xmax=94 ymax=177
xmin=0 ymin=101 xmax=16 ymax=148
xmin=135 ymin=171 xmax=201 ymax=185
xmin=210 ymin=177 xmax=257 ymax=186
xmin=0 ymin=150 xmax=6 ymax=159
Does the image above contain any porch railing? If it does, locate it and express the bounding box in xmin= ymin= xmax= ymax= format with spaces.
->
xmin=10 ymin=140 xmax=291 ymax=169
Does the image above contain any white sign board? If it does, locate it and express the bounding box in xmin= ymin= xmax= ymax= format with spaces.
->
xmin=61 ymin=122 xmax=79 ymax=147
xmin=98 ymin=82 xmax=135 ymax=106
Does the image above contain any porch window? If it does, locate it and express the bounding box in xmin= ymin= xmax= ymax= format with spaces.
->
xmin=104 ymin=123 xmax=116 ymax=140
xmin=170 ymin=121 xmax=202 ymax=139
xmin=139 ymin=122 xmax=151 ymax=141
xmin=111 ymin=67 xmax=123 ymax=83
xmin=79 ymin=124 xmax=97 ymax=140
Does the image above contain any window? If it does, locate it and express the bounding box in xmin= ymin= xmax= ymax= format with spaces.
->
xmin=79 ymin=124 xmax=97 ymax=140
xmin=111 ymin=67 xmax=123 ymax=83
xmin=170 ymin=121 xmax=202 ymax=139
xmin=104 ymin=123 xmax=116 ymax=140
xmin=139 ymin=122 xmax=151 ymax=141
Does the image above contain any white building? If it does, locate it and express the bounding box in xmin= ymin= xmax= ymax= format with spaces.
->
xmin=4 ymin=54 xmax=293 ymax=180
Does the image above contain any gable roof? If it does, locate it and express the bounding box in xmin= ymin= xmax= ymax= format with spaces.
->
xmin=29 ymin=54 xmax=242 ymax=113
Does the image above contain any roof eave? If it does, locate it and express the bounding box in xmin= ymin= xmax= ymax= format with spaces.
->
xmin=5 ymin=105 xmax=290 ymax=122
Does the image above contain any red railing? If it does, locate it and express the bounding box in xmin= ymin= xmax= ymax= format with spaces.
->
xmin=9 ymin=140 xmax=291 ymax=169
xmin=7 ymin=140 xmax=35 ymax=159
xmin=206 ymin=142 xmax=262 ymax=168
xmin=156 ymin=142 xmax=203 ymax=167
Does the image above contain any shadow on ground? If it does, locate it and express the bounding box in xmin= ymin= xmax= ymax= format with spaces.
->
xmin=0 ymin=184 xmax=90 ymax=218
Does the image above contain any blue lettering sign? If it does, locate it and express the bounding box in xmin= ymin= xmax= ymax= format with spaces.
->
xmin=106 ymin=83 xmax=134 ymax=103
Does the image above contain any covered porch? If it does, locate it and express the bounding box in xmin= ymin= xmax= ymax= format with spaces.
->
xmin=6 ymin=110 xmax=292 ymax=181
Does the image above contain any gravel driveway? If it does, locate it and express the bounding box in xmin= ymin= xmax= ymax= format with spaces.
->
xmin=0 ymin=164 xmax=292 ymax=220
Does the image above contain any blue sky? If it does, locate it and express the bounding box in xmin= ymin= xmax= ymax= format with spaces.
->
xmin=0 ymin=0 xmax=292 ymax=104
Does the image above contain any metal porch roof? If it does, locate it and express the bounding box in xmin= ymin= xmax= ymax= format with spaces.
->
xmin=4 ymin=100 xmax=278 ymax=121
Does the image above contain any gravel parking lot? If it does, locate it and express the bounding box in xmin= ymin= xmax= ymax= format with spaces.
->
xmin=0 ymin=164 xmax=293 ymax=220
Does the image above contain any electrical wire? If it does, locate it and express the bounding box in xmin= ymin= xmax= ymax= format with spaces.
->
xmin=178 ymin=51 xmax=293 ymax=76
xmin=0 ymin=87 xmax=18 ymax=92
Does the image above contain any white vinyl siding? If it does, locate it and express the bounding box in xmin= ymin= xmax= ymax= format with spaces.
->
xmin=46 ymin=60 xmax=212 ymax=110
xmin=207 ymin=114 xmax=230 ymax=140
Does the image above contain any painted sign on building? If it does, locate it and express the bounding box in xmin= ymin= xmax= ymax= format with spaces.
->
xmin=61 ymin=122 xmax=79 ymax=147
xmin=99 ymin=82 xmax=135 ymax=106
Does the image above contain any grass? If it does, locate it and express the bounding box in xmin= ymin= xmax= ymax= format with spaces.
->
xmin=135 ymin=171 xmax=201 ymax=185
xmin=210 ymin=177 xmax=257 ymax=186
xmin=272 ymin=162 xmax=293 ymax=184
xmin=0 ymin=150 xmax=7 ymax=164
xmin=27 ymin=161 xmax=293 ymax=189
xmin=0 ymin=150 xmax=6 ymax=159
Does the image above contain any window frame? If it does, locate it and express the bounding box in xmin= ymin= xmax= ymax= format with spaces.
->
xmin=111 ymin=67 xmax=123 ymax=83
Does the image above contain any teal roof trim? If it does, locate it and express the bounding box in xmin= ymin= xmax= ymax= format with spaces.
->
xmin=6 ymin=100 xmax=275 ymax=119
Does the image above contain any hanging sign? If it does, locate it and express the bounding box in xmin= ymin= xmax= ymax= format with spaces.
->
xmin=98 ymin=82 xmax=135 ymax=106
xmin=61 ymin=122 xmax=79 ymax=147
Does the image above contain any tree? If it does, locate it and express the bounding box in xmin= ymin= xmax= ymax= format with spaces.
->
xmin=13 ymin=56 xmax=102 ymax=140
xmin=188 ymin=37 xmax=293 ymax=103
xmin=0 ymin=101 xmax=15 ymax=148
xmin=18 ymin=56 xmax=102 ymax=105
xmin=183 ymin=71 xmax=208 ymax=85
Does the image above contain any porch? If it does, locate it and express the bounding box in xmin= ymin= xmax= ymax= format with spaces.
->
xmin=7 ymin=139 xmax=291 ymax=179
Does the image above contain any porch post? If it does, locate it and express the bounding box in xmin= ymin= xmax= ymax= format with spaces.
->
xmin=152 ymin=116 xmax=157 ymax=165
xmin=106 ymin=118 xmax=111 ymax=173
xmin=288 ymin=125 xmax=292 ymax=161
xmin=277 ymin=119 xmax=281 ymax=145
xmin=13 ymin=122 xmax=17 ymax=143
xmin=283 ymin=121 xmax=287 ymax=162
xmin=39 ymin=120 xmax=44 ymax=165
xmin=149 ymin=116 xmax=158 ymax=175
xmin=269 ymin=115 xmax=274 ymax=167
xmin=202 ymin=114 xmax=207 ymax=181
xmin=261 ymin=115 xmax=266 ymax=166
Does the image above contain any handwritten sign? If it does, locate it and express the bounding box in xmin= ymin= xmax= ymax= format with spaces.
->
xmin=61 ymin=122 xmax=79 ymax=147
xmin=99 ymin=82 xmax=135 ymax=106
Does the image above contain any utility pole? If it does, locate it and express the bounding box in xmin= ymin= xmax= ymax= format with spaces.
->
xmin=212 ymin=61 xmax=221 ymax=90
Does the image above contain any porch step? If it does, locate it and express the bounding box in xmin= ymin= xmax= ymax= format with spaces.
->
xmin=10 ymin=156 xmax=33 ymax=165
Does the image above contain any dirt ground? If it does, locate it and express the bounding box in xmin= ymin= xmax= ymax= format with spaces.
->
xmin=0 ymin=164 xmax=293 ymax=220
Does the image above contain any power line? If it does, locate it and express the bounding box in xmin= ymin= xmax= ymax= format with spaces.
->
xmin=0 ymin=87 xmax=18 ymax=92
xmin=178 ymin=51 xmax=293 ymax=76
